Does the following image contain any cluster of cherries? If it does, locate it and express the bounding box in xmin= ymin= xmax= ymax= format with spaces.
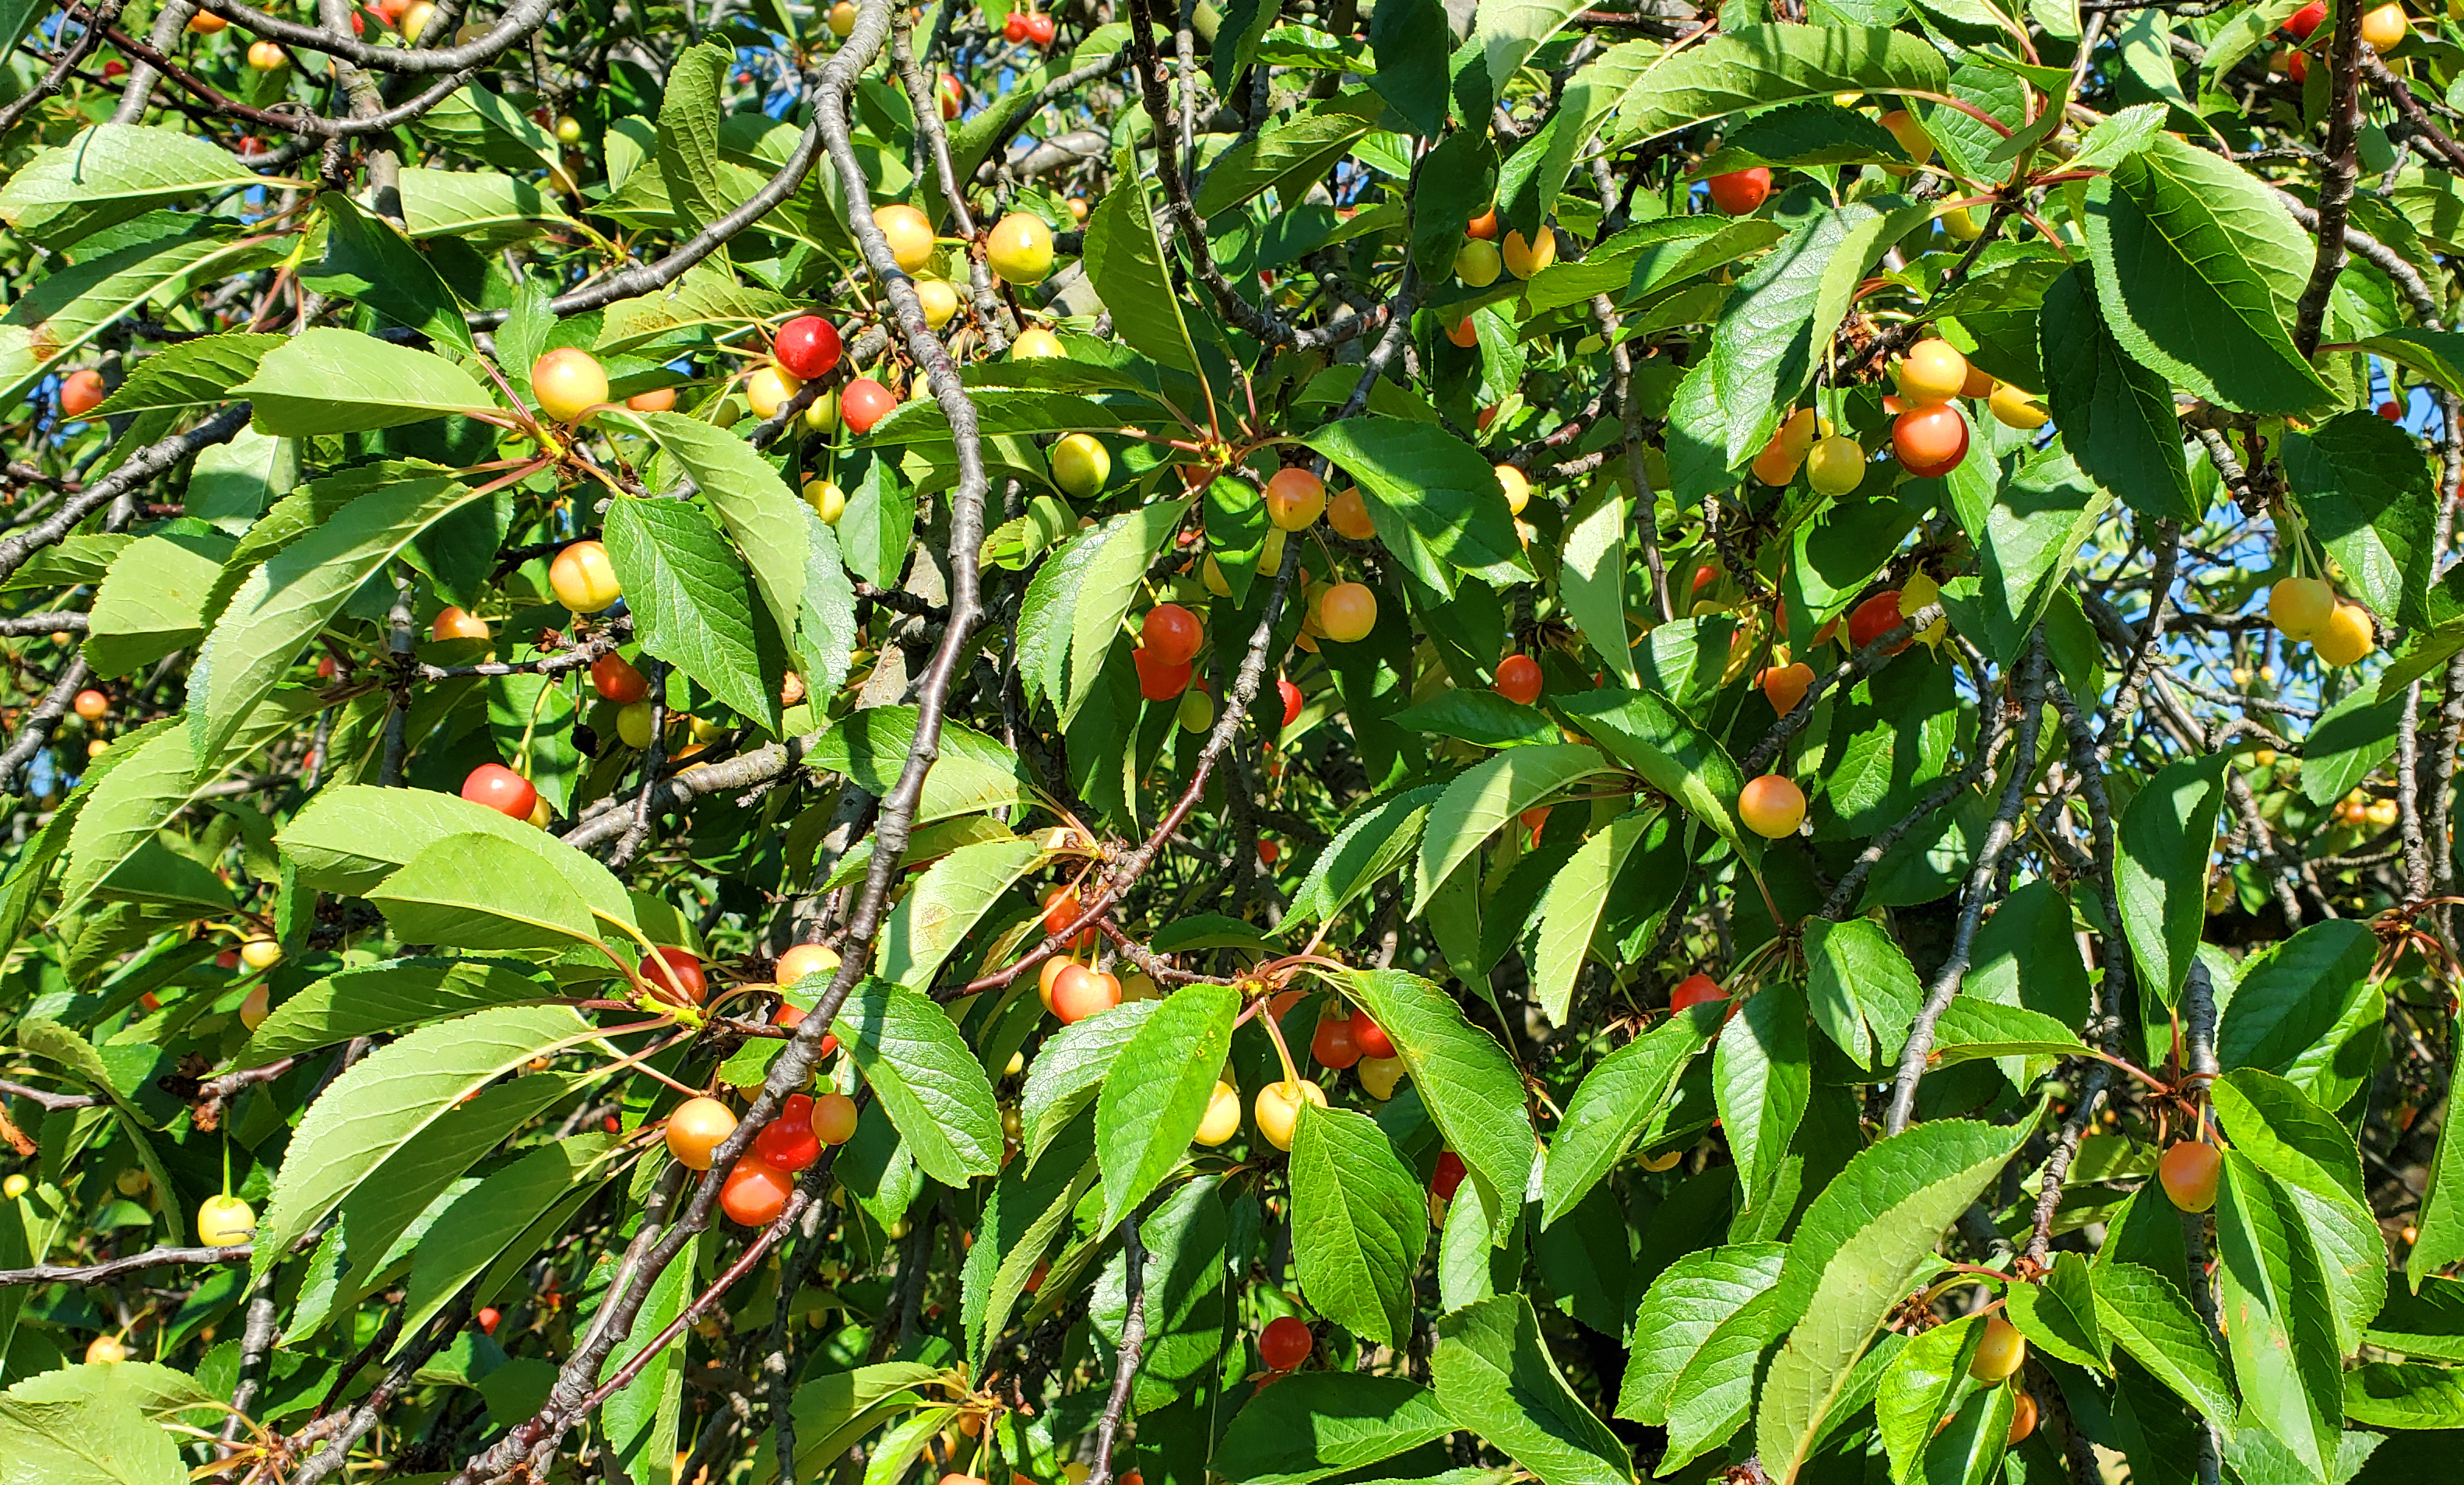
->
xmin=999 ymin=5 xmax=1056 ymax=44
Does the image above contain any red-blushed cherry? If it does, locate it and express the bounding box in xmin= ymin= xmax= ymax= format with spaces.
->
xmin=2285 ymin=0 xmax=2325 ymax=34
xmin=1134 ymin=646 xmax=1192 ymax=700
xmin=1670 ymin=974 xmax=1726 ymax=1013
xmin=1847 ymin=589 xmax=1909 ymax=652
xmin=1352 ymin=1016 xmax=1394 ymax=1059
xmin=1706 ymin=167 xmax=1770 ymax=214
xmin=431 ymin=606 xmax=490 ymax=643
xmin=1052 ymin=964 xmax=1121 ymax=1023
xmin=813 ymin=1090 xmax=859 ymax=1144
xmin=1495 ymin=654 xmax=1543 ymax=706
xmin=1259 ymin=1315 xmax=1313 ymax=1372
xmin=1258 ymin=838 xmax=1280 ymax=865
xmin=477 ymin=1306 xmax=501 ymax=1335
xmin=1143 ymin=602 xmax=1203 ymax=665
xmin=1431 ymin=1150 xmax=1467 ymax=1201
xmin=842 ymin=377 xmax=897 ymax=434
xmin=774 ymin=315 xmax=842 ymax=380
xmin=72 ymin=689 xmax=107 ymax=721
xmin=1310 ymin=1014 xmax=1360 ymax=1069
xmin=2159 ymin=1139 xmax=2221 ymax=1212
xmin=1278 ymin=677 xmax=1304 ymax=729
xmin=462 ymin=763 xmax=537 ymax=820
xmin=720 ymin=1157 xmax=793 ymax=1226
xmin=58 ymin=368 xmax=105 ymax=418
xmin=640 ymin=946 xmax=707 ymax=1005
xmin=592 ymin=651 xmax=649 ymax=704
xmin=1892 ymin=402 xmax=1969 ymax=477
xmin=1023 ymin=9 xmax=1054 ymax=42
xmin=752 ymin=1093 xmax=822 ymax=1171
xmin=666 ymin=1096 xmax=737 ymax=1170
xmin=1041 ymin=884 xmax=1096 ymax=951
xmin=626 ymin=387 xmax=677 ymax=413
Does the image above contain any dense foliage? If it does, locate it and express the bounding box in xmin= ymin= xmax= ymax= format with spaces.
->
xmin=8 ymin=0 xmax=2464 ymax=1482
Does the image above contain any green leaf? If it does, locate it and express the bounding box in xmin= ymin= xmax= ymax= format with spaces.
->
xmin=639 ymin=411 xmax=810 ymax=655
xmin=1412 ymin=744 xmax=1609 ymax=915
xmin=303 ymin=195 xmax=475 ymax=356
xmin=655 ymin=42 xmax=733 ymax=229
xmin=368 ymin=832 xmax=606 ymax=951
xmin=833 ymin=978 xmax=1004 ymax=1185
xmin=2004 ymin=1252 xmax=2107 ymax=1370
xmin=1499 ymin=41 xmax=1659 ymax=237
xmin=1054 ymin=502 xmax=1183 ymax=725
xmin=0 ymin=1379 xmax=188 ymax=1485
xmin=2286 ymin=410 xmax=2439 ymax=631
xmin=1432 ymin=1294 xmax=1634 ymax=1485
xmin=1344 ymin=971 xmax=1536 ymax=1224
xmin=1306 ymin=417 xmax=1533 ymax=595
xmin=1213 ymin=1371 xmax=1455 ymax=1485
xmin=2346 ymin=1361 xmax=2464 ymax=1428
xmin=1086 ymin=140 xmax=1203 ymax=377
xmin=1617 ymin=1241 xmax=1787 ymax=1425
xmin=252 ymin=1004 xmax=602 ymax=1287
xmin=1604 ymin=26 xmax=1953 ymax=146
xmin=2115 ymin=753 xmax=2231 ymax=1007
xmin=1467 ymin=0 xmax=1587 ymax=102
xmin=1291 ymin=1102 xmax=1429 ymax=1349
xmin=230 ymin=328 xmax=500 ymax=435
xmin=963 ymin=1113 xmax=1097 ymax=1367
xmin=2301 ymin=683 xmax=2408 ymax=808
xmin=873 ymin=836 xmax=1046 ymax=991
xmin=1095 ymin=982 xmax=1238 ymax=1227
xmin=603 ymin=492 xmax=779 ymax=732
xmin=1540 ymin=1004 xmax=1722 ymax=1227
xmin=1875 ymin=1316 xmax=1986 ymax=1485
xmin=1945 ymin=441 xmax=2113 ymax=666
xmin=2215 ymin=1151 xmax=2346 ymax=1477
xmin=2212 ymin=1069 xmax=2384 ymax=1355
xmin=1756 ymin=1118 xmax=2031 ymax=1483
xmin=56 ymin=700 xmax=294 ymax=918
xmin=1018 ymin=999 xmax=1162 ymax=1164
xmin=399 ymin=1133 xmax=617 ymax=1342
xmin=764 ymin=1364 xmax=942 ymax=1485
xmin=2092 ymin=1261 xmax=2237 ymax=1423
xmin=1804 ymin=916 xmax=1922 ymax=1071
xmin=1284 ymin=784 xmax=1442 ymax=927
xmin=0 ymin=125 xmax=263 ymax=247
xmin=1196 ymin=95 xmax=1383 ymax=219
xmin=242 ymin=957 xmax=557 ymax=1064
xmin=1530 ymin=808 xmax=1664 ymax=1023
xmin=1923 ymin=998 xmax=2089 ymax=1065
xmin=813 ymin=707 xmax=1032 ymax=826
xmin=1555 ymin=688 xmax=1754 ymax=864
xmin=191 ymin=475 xmax=483 ymax=770
xmin=0 ymin=229 xmax=270 ymax=406
xmin=1561 ymin=483 xmax=1640 ymax=687
xmin=1367 ymin=0 xmax=1452 ymax=135
xmin=90 ymin=332 xmax=284 ymax=417
xmin=2084 ymin=133 xmax=2331 ymax=415
xmin=1716 ymin=982 xmax=1812 ymax=1216
xmin=1662 ymin=1283 xmax=1802 ymax=1470
xmin=277 ymin=784 xmax=638 ymax=936
xmin=2216 ymin=920 xmax=2380 ymax=1108
xmin=2413 ymin=1051 xmax=2464 ymax=1290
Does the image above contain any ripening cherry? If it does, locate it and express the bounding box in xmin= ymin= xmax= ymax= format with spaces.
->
xmin=774 ymin=314 xmax=843 ymax=380
xmin=239 ymin=938 xmax=283 ymax=971
xmin=1847 ymin=589 xmax=1910 ymax=652
xmin=239 ymin=985 xmax=269 ymax=1030
xmin=2284 ymin=0 xmax=2325 ymax=34
xmin=1670 ymin=974 xmax=1726 ymax=1013
xmin=2007 ymin=1389 xmax=2038 ymax=1445
xmin=1049 ymin=432 xmax=1111 ymax=497
xmin=1326 ymin=486 xmax=1377 ymax=540
xmin=2316 ymin=603 xmax=2376 ymax=666
xmin=1988 ymin=381 xmax=2047 ymax=430
xmin=812 ymin=1091 xmax=859 ymax=1144
xmin=2268 ymin=576 xmax=2336 ymax=641
xmin=934 ymin=72 xmax=963 ymax=119
xmin=1141 ymin=603 xmax=1203 ymax=666
xmin=873 ymin=204 xmax=936 ymax=272
xmin=666 ymin=1097 xmax=738 ymax=1170
xmin=1455 ymin=238 xmax=1503 ymax=287
xmin=1264 ymin=467 xmax=1327 ymax=530
xmin=1310 ymin=1014 xmax=1361 ymax=1069
xmin=186 ymin=8 xmax=227 ymax=30
xmin=431 ymin=606 xmax=490 ymax=643
xmin=58 ymin=368 xmax=105 ymax=418
xmin=2159 ymin=1139 xmax=2222 ymax=1212
xmin=747 ymin=364 xmax=801 ymax=420
xmin=1431 ymin=1150 xmax=1468 ymax=1200
xmin=1320 ymin=583 xmax=1377 ymax=642
xmin=532 ymin=347 xmax=610 ymax=423
xmin=640 ymin=946 xmax=707 ymax=1005
xmin=776 ymin=943 xmax=841 ymax=987
xmin=916 ymin=277 xmax=961 ymax=329
xmin=591 ymin=651 xmax=649 ymax=705
xmin=987 ymin=212 xmax=1056 ymax=285
xmin=1259 ymin=1315 xmax=1313 ymax=1371
xmin=1193 ymin=1080 xmax=1243 ymax=1145
xmin=1134 ymin=645 xmax=1192 ymax=701
xmin=1445 ymin=315 xmax=1479 ymax=349
xmin=753 ymin=1094 xmax=823 ymax=1172
xmin=549 ymin=539 xmax=622 ymax=614
xmin=1495 ymin=463 xmax=1531 ymax=515
xmin=842 ymin=377 xmax=897 ymax=434
xmin=1501 ymin=228 xmax=1555 ymax=279
xmin=72 ymin=689 xmax=107 ymax=722
xmin=1012 ymin=325 xmax=1066 ymax=360
xmin=1253 ymin=1078 xmax=1327 ymax=1150
xmin=1970 ymin=1315 xmax=2026 ymax=1381
xmin=828 ymin=0 xmax=856 ymax=34
xmin=1738 ymin=774 xmax=1808 ymax=839
xmin=1495 ymin=654 xmax=1544 ymax=706
xmin=1278 ymin=677 xmax=1304 ymax=729
xmin=247 ymin=39 xmax=285 ymax=69
xmin=1706 ymin=167 xmax=1770 ymax=215
xmin=1896 ymin=339 xmax=1970 ymax=405
xmin=85 ymin=1335 xmax=128 ymax=1364
xmin=1344 ymin=1016 xmax=1393 ymax=1061
xmin=1893 ymin=402 xmax=1970 ymax=477
xmin=720 ymin=1157 xmax=793 ymax=1226
xmin=2360 ymin=2 xmax=2409 ymax=51
xmin=1357 ymin=1055 xmax=1405 ymax=1101
xmin=1879 ymin=108 xmax=1934 ymax=167
xmin=1052 ymin=964 xmax=1123 ymax=1023
xmin=196 ymin=1194 xmax=255 ymax=1247
xmin=1759 ymin=662 xmax=1814 ymax=716
xmin=477 ymin=1306 xmax=501 ymax=1335
xmin=1465 ymin=206 xmax=1499 ymax=240
xmin=626 ymin=388 xmax=677 ymax=413
xmin=1258 ymin=839 xmax=1280 ymax=865
xmin=462 ymin=763 xmax=539 ymax=820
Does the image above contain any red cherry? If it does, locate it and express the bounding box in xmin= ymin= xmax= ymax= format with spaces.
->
xmin=476 ymin=1306 xmax=501 ymax=1334
xmin=751 ymin=1094 xmax=822 ymax=1171
xmin=1495 ymin=654 xmax=1543 ymax=706
xmin=1024 ymin=10 xmax=1054 ymax=43
xmin=592 ymin=651 xmax=649 ymax=704
xmin=1706 ymin=167 xmax=1770 ymax=215
xmin=1352 ymin=1017 xmax=1394 ymax=1058
xmin=639 ymin=946 xmax=707 ymax=1005
xmin=720 ymin=1157 xmax=793 ymax=1226
xmin=1891 ymin=402 xmax=1969 ymax=477
xmin=1257 ymin=838 xmax=1280 ymax=865
xmin=1143 ymin=603 xmax=1203 ymax=665
xmin=2285 ymin=0 xmax=2325 ymax=35
xmin=1004 ymin=10 xmax=1028 ymax=39
xmin=1259 ymin=1315 xmax=1313 ymax=1372
xmin=1847 ymin=590 xmax=1910 ymax=653
xmin=2380 ymin=399 xmax=2403 ymax=421
xmin=1311 ymin=1014 xmax=1360 ymax=1069
xmin=773 ymin=315 xmax=842 ymax=381
xmin=1278 ymin=677 xmax=1303 ymax=728
xmin=1669 ymin=974 xmax=1727 ymax=1013
xmin=604 ymin=1115 xmax=622 ymax=1132
xmin=1692 ymin=562 xmax=1720 ymax=592
xmin=460 ymin=763 xmax=538 ymax=820
xmin=1134 ymin=646 xmax=1191 ymax=700
xmin=1431 ymin=1150 xmax=1467 ymax=1201
xmin=842 ymin=377 xmax=897 ymax=434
